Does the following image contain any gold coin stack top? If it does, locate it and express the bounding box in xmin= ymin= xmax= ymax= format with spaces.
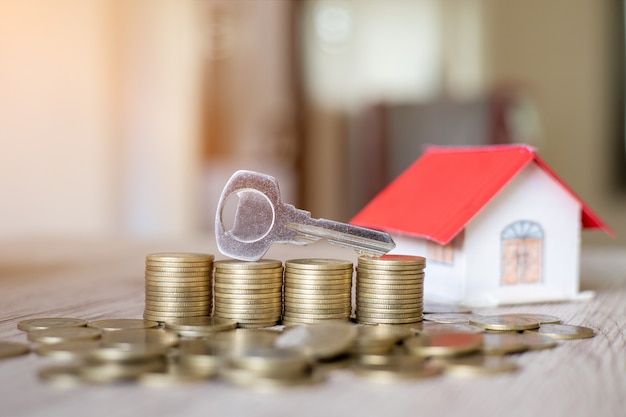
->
xmin=144 ymin=253 xmax=214 ymax=322
xmin=213 ymin=259 xmax=283 ymax=328
xmin=355 ymin=255 xmax=425 ymax=325
xmin=282 ymin=259 xmax=353 ymax=326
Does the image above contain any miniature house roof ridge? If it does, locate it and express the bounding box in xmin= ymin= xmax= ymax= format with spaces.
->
xmin=350 ymin=144 xmax=614 ymax=244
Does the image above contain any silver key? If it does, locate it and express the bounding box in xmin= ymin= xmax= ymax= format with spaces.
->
xmin=215 ymin=170 xmax=396 ymax=261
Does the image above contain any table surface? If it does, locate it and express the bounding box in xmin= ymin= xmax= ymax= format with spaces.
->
xmin=0 ymin=236 xmax=624 ymax=417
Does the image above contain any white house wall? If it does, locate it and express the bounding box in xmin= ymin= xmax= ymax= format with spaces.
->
xmin=463 ymin=163 xmax=581 ymax=305
xmin=390 ymin=233 xmax=466 ymax=303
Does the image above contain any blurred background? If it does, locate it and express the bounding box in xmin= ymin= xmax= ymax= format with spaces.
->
xmin=0 ymin=0 xmax=624 ymax=246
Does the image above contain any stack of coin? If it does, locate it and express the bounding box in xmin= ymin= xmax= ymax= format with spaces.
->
xmin=355 ymin=255 xmax=425 ymax=325
xmin=144 ymin=253 xmax=214 ymax=322
xmin=282 ymin=259 xmax=353 ymax=326
xmin=213 ymin=259 xmax=283 ymax=328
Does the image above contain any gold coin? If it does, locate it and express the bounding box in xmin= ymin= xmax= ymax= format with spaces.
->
xmin=17 ymin=318 xmax=87 ymax=332
xmin=213 ymin=267 xmax=283 ymax=276
xmin=356 ymin=311 xmax=423 ymax=321
xmin=80 ymin=360 xmax=166 ymax=382
xmin=214 ymin=276 xmax=282 ymax=285
xmin=283 ymin=288 xmax=347 ymax=296
xmin=215 ymin=304 xmax=282 ymax=314
xmin=163 ymin=316 xmax=237 ymax=332
xmin=356 ymin=316 xmax=423 ymax=325
xmin=469 ymin=315 xmax=540 ymax=331
xmin=28 ymin=327 xmax=101 ymax=344
xmin=357 ymin=275 xmax=424 ymax=283
xmin=146 ymin=252 xmax=214 ymax=263
xmin=229 ymin=320 xmax=279 ymax=327
xmin=356 ymin=346 xmax=424 ymax=367
xmin=146 ymin=265 xmax=212 ymax=273
xmin=404 ymin=332 xmax=483 ymax=358
xmin=358 ymin=254 xmax=426 ymax=266
xmin=214 ymin=282 xmax=282 ymax=290
xmin=87 ymin=319 xmax=159 ymax=331
xmin=146 ymin=282 xmax=210 ymax=289
xmin=356 ymin=282 xmax=424 ymax=290
xmin=101 ymin=329 xmax=179 ymax=349
xmin=285 ymin=274 xmax=353 ymax=282
xmin=284 ymin=293 xmax=351 ymax=302
xmin=285 ymin=270 xmax=353 ymax=278
xmin=281 ymin=318 xmax=332 ymax=326
xmin=500 ymin=313 xmax=561 ymax=325
xmin=228 ymin=347 xmax=312 ymax=378
xmin=520 ymin=333 xmax=559 ymax=350
xmin=213 ymin=291 xmax=281 ymax=300
xmin=146 ymin=295 xmax=210 ymax=302
xmin=35 ymin=340 xmax=101 ymax=361
xmin=524 ymin=323 xmax=595 ymax=339
xmin=215 ymin=297 xmax=281 ymax=305
xmin=146 ymin=261 xmax=211 ymax=268
xmin=143 ymin=310 xmax=208 ymax=318
xmin=481 ymin=333 xmax=527 ymax=355
xmin=283 ymin=300 xmax=351 ymax=308
xmin=351 ymin=361 xmax=440 ymax=383
xmin=276 ymin=321 xmax=357 ymax=360
xmin=356 ymin=287 xmax=423 ymax=296
xmin=214 ymin=287 xmax=281 ymax=295
xmin=38 ymin=364 xmax=83 ymax=387
xmin=146 ymin=289 xmax=211 ymax=296
xmin=283 ymin=306 xmax=351 ymax=315
xmin=145 ymin=300 xmax=211 ymax=308
xmin=85 ymin=345 xmax=167 ymax=363
xmin=441 ymin=355 xmax=518 ymax=376
xmin=284 ymin=282 xmax=350 ymax=291
xmin=356 ymin=304 xmax=422 ymax=315
xmin=282 ymin=311 xmax=349 ymax=320
xmin=285 ymin=258 xmax=353 ymax=271
xmin=0 ymin=341 xmax=30 ymax=359
xmin=220 ymin=366 xmax=325 ymax=391
xmin=214 ymin=259 xmax=282 ymax=270
xmin=356 ymin=290 xmax=423 ymax=303
xmin=356 ymin=297 xmax=422 ymax=306
xmin=214 ymin=310 xmax=280 ymax=321
xmin=145 ymin=271 xmax=210 ymax=278
xmin=357 ymin=264 xmax=425 ymax=273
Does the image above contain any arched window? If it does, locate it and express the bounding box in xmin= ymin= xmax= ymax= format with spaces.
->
xmin=501 ymin=221 xmax=543 ymax=285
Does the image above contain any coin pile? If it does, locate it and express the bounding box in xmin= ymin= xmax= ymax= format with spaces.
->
xmin=355 ymin=255 xmax=425 ymax=325
xmin=213 ymin=259 xmax=283 ymax=328
xmin=143 ymin=253 xmax=214 ymax=322
xmin=282 ymin=259 xmax=353 ymax=326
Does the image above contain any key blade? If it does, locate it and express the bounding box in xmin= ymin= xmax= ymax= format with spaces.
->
xmin=285 ymin=222 xmax=395 ymax=257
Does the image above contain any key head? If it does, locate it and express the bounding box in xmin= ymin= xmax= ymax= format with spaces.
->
xmin=215 ymin=170 xmax=295 ymax=261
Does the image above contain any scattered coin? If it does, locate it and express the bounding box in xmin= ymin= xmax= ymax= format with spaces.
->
xmin=164 ymin=317 xmax=237 ymax=334
xmin=87 ymin=319 xmax=159 ymax=332
xmin=440 ymin=355 xmax=519 ymax=376
xmin=404 ymin=332 xmax=483 ymax=358
xmin=481 ymin=333 xmax=528 ymax=355
xmin=35 ymin=340 xmax=101 ymax=361
xmin=28 ymin=327 xmax=102 ymax=344
xmin=276 ymin=321 xmax=357 ymax=360
xmin=499 ymin=313 xmax=561 ymax=325
xmin=469 ymin=315 xmax=540 ymax=331
xmin=423 ymin=313 xmax=477 ymax=324
xmin=17 ymin=318 xmax=88 ymax=332
xmin=524 ymin=324 xmax=595 ymax=340
xmin=100 ymin=328 xmax=179 ymax=349
xmin=0 ymin=341 xmax=30 ymax=359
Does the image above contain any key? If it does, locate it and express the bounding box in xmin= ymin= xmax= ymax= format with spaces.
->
xmin=215 ymin=170 xmax=396 ymax=261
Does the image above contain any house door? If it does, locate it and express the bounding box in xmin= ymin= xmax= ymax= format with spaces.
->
xmin=501 ymin=221 xmax=543 ymax=285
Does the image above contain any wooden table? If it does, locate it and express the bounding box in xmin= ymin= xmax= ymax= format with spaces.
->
xmin=1 ymin=237 xmax=624 ymax=417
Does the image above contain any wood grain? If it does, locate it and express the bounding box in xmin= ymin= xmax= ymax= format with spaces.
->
xmin=0 ymin=238 xmax=624 ymax=417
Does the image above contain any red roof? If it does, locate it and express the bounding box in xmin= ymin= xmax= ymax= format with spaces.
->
xmin=350 ymin=145 xmax=613 ymax=244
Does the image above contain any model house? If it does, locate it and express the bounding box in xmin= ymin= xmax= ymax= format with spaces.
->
xmin=351 ymin=145 xmax=613 ymax=306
